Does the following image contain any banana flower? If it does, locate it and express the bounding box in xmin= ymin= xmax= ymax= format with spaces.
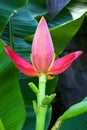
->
xmin=4 ymin=17 xmax=83 ymax=77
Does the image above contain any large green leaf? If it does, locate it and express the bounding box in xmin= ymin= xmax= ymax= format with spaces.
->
xmin=46 ymin=0 xmax=71 ymax=19
xmin=12 ymin=0 xmax=48 ymax=38
xmin=25 ymin=0 xmax=87 ymax=54
xmin=51 ymin=97 xmax=87 ymax=130
xmin=59 ymin=113 xmax=87 ymax=130
xmin=60 ymin=97 xmax=87 ymax=121
xmin=50 ymin=15 xmax=85 ymax=54
xmin=0 ymin=0 xmax=28 ymax=34
xmin=0 ymin=119 xmax=5 ymax=130
xmin=28 ymin=0 xmax=47 ymax=17
xmin=13 ymin=7 xmax=37 ymax=38
xmin=0 ymin=39 xmax=25 ymax=130
xmin=49 ymin=0 xmax=87 ymax=54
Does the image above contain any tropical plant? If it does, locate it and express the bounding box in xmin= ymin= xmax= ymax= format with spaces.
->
xmin=0 ymin=0 xmax=87 ymax=130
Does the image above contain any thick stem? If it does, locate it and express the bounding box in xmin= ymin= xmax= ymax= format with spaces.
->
xmin=36 ymin=73 xmax=47 ymax=130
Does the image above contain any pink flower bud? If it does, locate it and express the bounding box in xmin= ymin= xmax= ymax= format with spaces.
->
xmin=32 ymin=17 xmax=54 ymax=73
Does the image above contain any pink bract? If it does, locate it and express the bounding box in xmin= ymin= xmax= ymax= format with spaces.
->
xmin=32 ymin=17 xmax=54 ymax=73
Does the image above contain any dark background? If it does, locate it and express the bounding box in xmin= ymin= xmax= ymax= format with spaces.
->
xmin=45 ymin=0 xmax=87 ymax=128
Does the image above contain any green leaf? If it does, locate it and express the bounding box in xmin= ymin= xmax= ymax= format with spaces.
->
xmin=59 ymin=113 xmax=87 ymax=130
xmin=51 ymin=97 xmax=87 ymax=130
xmin=25 ymin=0 xmax=87 ymax=55
xmin=60 ymin=97 xmax=87 ymax=121
xmin=0 ymin=39 xmax=25 ymax=130
xmin=46 ymin=0 xmax=70 ymax=19
xmin=49 ymin=1 xmax=87 ymax=54
xmin=13 ymin=6 xmax=37 ymax=38
xmin=12 ymin=0 xmax=48 ymax=38
xmin=0 ymin=0 xmax=28 ymax=34
xmin=28 ymin=0 xmax=47 ymax=17
xmin=23 ymin=108 xmax=36 ymax=130
xmin=0 ymin=119 xmax=5 ymax=130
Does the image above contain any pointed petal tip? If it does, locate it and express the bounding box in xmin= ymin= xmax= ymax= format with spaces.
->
xmin=40 ymin=16 xmax=46 ymax=22
xmin=75 ymin=50 xmax=83 ymax=59
xmin=39 ymin=16 xmax=47 ymax=26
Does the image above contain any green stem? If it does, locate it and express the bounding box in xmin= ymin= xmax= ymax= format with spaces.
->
xmin=36 ymin=73 xmax=47 ymax=130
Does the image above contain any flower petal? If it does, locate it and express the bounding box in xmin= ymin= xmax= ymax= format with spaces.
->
xmin=4 ymin=45 xmax=39 ymax=76
xmin=32 ymin=17 xmax=54 ymax=72
xmin=47 ymin=51 xmax=83 ymax=75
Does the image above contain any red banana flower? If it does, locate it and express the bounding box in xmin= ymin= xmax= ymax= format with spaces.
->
xmin=4 ymin=17 xmax=83 ymax=77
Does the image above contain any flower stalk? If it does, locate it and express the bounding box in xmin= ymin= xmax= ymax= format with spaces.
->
xmin=36 ymin=73 xmax=47 ymax=130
